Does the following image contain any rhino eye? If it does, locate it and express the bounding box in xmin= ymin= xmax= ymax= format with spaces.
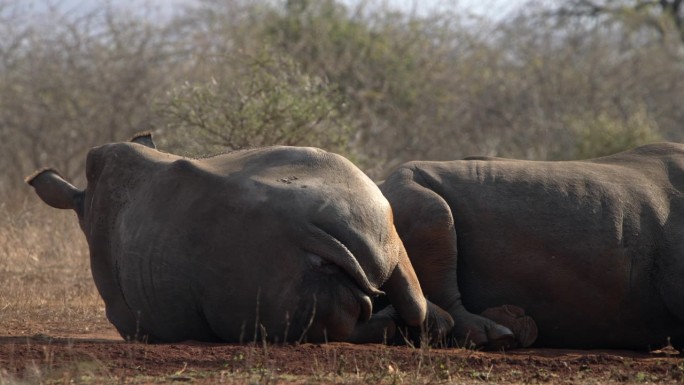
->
xmin=307 ymin=253 xmax=339 ymax=274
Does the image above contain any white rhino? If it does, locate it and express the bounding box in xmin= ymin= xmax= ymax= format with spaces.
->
xmin=27 ymin=133 xmax=458 ymax=344
xmin=380 ymin=142 xmax=684 ymax=350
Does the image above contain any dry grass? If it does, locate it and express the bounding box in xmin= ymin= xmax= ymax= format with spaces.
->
xmin=0 ymin=199 xmax=111 ymax=338
xmin=2 ymin=198 xmax=683 ymax=385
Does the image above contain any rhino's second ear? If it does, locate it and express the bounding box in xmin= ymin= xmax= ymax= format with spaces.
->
xmin=129 ymin=131 xmax=156 ymax=149
xmin=25 ymin=169 xmax=85 ymax=216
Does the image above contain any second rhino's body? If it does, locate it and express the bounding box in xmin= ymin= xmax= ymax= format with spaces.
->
xmin=381 ymin=142 xmax=684 ymax=349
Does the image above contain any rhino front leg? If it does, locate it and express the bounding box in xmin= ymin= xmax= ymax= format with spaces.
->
xmin=380 ymin=168 xmax=525 ymax=349
xmin=346 ymin=306 xmax=398 ymax=344
xmin=348 ymin=301 xmax=454 ymax=346
xmin=349 ymin=244 xmax=454 ymax=346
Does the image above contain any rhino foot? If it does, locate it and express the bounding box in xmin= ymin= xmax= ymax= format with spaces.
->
xmin=378 ymin=301 xmax=455 ymax=347
xmin=403 ymin=301 xmax=455 ymax=347
xmin=449 ymin=309 xmax=516 ymax=350
xmin=480 ymin=305 xmax=538 ymax=348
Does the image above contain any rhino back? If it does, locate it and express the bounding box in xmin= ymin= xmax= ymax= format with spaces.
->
xmin=409 ymin=143 xmax=684 ymax=346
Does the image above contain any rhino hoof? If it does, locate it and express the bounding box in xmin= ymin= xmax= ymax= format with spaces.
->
xmin=484 ymin=323 xmax=516 ymax=350
xmin=481 ymin=305 xmax=538 ymax=348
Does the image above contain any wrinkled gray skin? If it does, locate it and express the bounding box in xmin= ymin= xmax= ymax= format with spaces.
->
xmin=27 ymin=133 xmax=454 ymax=344
xmin=380 ymin=143 xmax=684 ymax=350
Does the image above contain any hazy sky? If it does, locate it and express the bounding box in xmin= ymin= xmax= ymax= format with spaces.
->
xmin=375 ymin=0 xmax=522 ymax=17
xmin=25 ymin=0 xmax=522 ymax=19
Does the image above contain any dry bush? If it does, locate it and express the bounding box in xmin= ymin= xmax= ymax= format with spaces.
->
xmin=0 ymin=200 xmax=110 ymax=337
xmin=0 ymin=1 xmax=178 ymax=201
xmin=2 ymin=0 xmax=683 ymax=193
xmin=157 ymin=48 xmax=354 ymax=158
xmin=237 ymin=0 xmax=684 ymax=173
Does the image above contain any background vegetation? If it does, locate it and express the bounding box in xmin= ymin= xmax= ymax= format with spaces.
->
xmin=2 ymin=0 xmax=683 ymax=203
xmin=0 ymin=3 xmax=682 ymax=382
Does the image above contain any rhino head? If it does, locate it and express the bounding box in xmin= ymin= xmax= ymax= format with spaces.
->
xmin=26 ymin=133 xmax=439 ymax=343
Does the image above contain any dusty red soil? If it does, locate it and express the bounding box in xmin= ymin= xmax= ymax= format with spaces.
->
xmin=1 ymin=325 xmax=683 ymax=384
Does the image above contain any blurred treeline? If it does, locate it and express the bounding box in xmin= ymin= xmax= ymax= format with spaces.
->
xmin=2 ymin=0 xmax=683 ymax=204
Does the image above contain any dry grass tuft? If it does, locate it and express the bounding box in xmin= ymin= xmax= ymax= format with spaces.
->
xmin=0 ymin=199 xmax=111 ymax=337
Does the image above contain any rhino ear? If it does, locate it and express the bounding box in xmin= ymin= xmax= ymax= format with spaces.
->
xmin=129 ymin=131 xmax=156 ymax=149
xmin=25 ymin=168 xmax=85 ymax=217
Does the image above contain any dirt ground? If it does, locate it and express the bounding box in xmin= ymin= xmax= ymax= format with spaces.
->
xmin=3 ymin=209 xmax=682 ymax=384
xmin=2 ymin=322 xmax=683 ymax=384
xmin=3 ymin=205 xmax=684 ymax=385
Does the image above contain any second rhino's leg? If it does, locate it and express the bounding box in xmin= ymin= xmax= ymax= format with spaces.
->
xmin=480 ymin=305 xmax=538 ymax=348
xmin=381 ymin=168 xmax=516 ymax=349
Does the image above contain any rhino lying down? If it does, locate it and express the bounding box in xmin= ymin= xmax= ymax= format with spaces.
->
xmin=27 ymin=133 xmax=462 ymax=344
xmin=380 ymin=142 xmax=684 ymax=350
